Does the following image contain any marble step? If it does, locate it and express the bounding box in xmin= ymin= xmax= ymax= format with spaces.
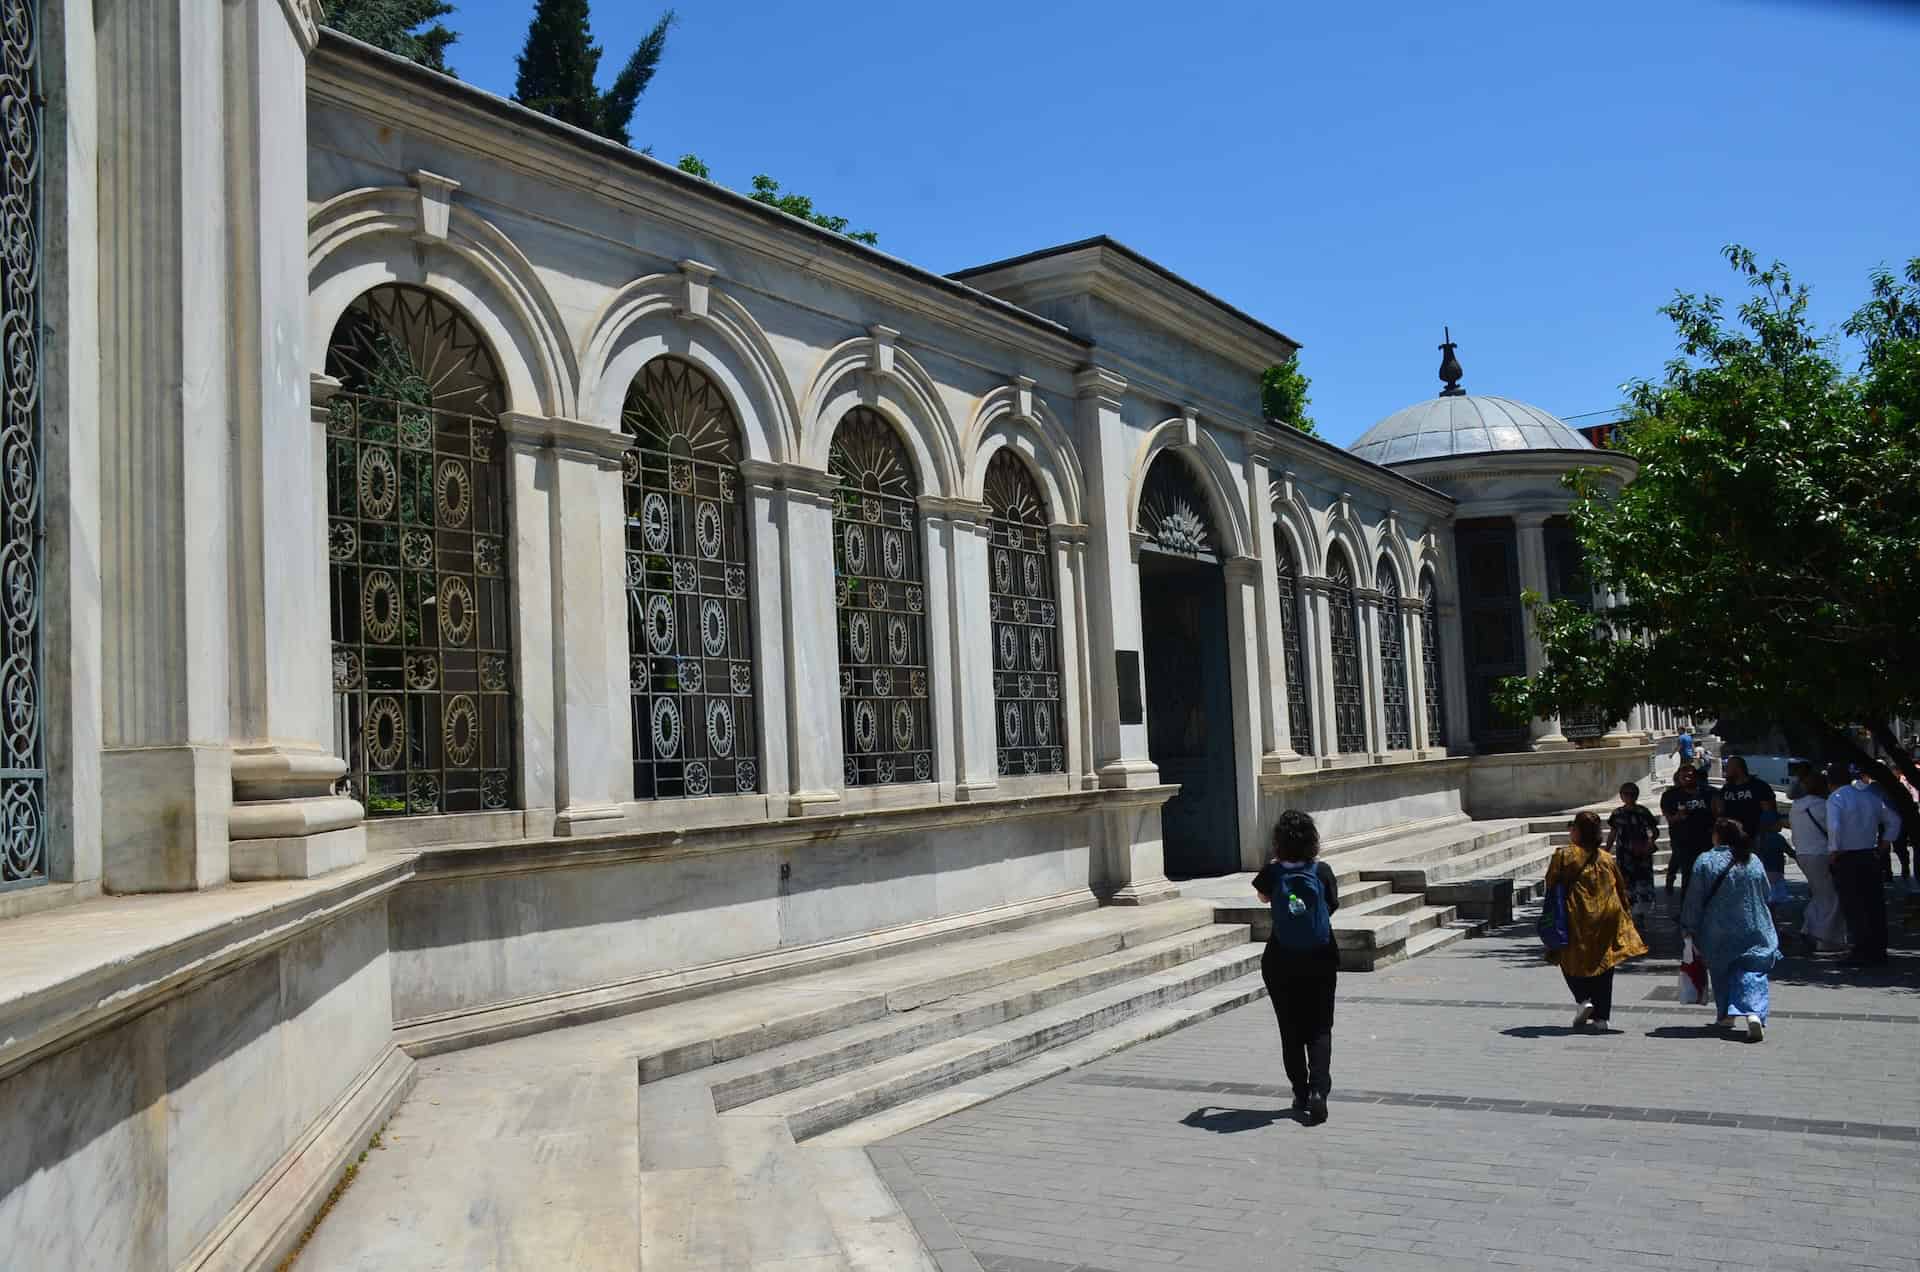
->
xmin=1363 ymin=831 xmax=1560 ymax=889
xmin=621 ymin=900 xmax=1227 ymax=1086
xmin=703 ymin=923 xmax=1253 ymax=1112
xmin=808 ymin=971 xmax=1270 ymax=1147
xmin=1366 ymin=822 xmax=1534 ymax=868
xmin=1338 ymin=890 xmax=1427 ymax=919
xmin=730 ymin=944 xmax=1264 ymax=1141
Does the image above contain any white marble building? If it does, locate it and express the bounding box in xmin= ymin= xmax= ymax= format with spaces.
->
xmin=0 ymin=10 xmax=1677 ymax=1268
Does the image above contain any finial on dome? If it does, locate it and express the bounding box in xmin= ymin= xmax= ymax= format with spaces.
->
xmin=1437 ymin=327 xmax=1465 ymax=397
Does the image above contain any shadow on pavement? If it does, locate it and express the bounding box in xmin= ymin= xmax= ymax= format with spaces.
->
xmin=1178 ymin=1105 xmax=1300 ymax=1133
xmin=1644 ymin=1024 xmax=1749 ymax=1041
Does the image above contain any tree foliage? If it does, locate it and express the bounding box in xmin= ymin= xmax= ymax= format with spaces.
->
xmin=1495 ymin=248 xmax=1920 ymax=754
xmin=1261 ymin=355 xmax=1318 ymax=437
xmin=677 ymin=155 xmax=879 ymax=246
xmin=513 ymin=0 xmax=675 ymax=147
xmin=321 ymin=0 xmax=459 ymax=73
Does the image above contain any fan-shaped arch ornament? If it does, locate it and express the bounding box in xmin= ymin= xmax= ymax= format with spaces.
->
xmin=1137 ymin=452 xmax=1219 ymax=559
xmin=984 ymin=450 xmax=1064 ymax=776
xmin=326 ymin=285 xmax=514 ymax=816
xmin=831 ymin=410 xmax=930 ymax=787
xmin=622 ymin=358 xmax=757 ymax=798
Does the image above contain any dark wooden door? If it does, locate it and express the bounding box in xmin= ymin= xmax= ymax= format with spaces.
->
xmin=1140 ymin=551 xmax=1240 ymax=877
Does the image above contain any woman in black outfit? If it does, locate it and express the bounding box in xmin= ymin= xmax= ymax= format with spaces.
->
xmin=1252 ymin=809 xmax=1340 ymax=1125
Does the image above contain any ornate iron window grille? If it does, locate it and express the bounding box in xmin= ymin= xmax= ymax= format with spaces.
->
xmin=623 ymin=358 xmax=758 ymax=799
xmin=1274 ymin=535 xmax=1313 ymax=757
xmin=1326 ymin=551 xmax=1366 ymax=754
xmin=0 ymin=0 xmax=43 ymax=889
xmin=983 ymin=451 xmax=1064 ymax=777
xmin=831 ymin=409 xmax=932 ymax=787
xmin=1420 ymin=570 xmax=1446 ymax=747
xmin=326 ymin=286 xmax=515 ymax=817
xmin=1137 ymin=452 xmax=1218 ymax=559
xmin=1378 ymin=561 xmax=1412 ymax=750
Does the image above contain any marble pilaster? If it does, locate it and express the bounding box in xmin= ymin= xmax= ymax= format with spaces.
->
xmin=97 ymin=0 xmax=234 ymax=891
xmin=740 ymin=460 xmax=842 ymax=814
xmin=1051 ymin=524 xmax=1093 ymax=787
xmin=1220 ymin=555 xmax=1267 ymax=867
xmin=923 ymin=495 xmax=996 ymax=799
xmin=223 ymin=0 xmax=367 ymax=880
xmin=1244 ymin=456 xmax=1297 ymax=766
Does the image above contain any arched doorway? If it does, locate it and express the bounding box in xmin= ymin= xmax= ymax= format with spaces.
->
xmin=1136 ymin=452 xmax=1239 ymax=877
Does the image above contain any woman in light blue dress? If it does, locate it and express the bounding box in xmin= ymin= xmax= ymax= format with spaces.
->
xmin=1680 ymin=817 xmax=1782 ymax=1041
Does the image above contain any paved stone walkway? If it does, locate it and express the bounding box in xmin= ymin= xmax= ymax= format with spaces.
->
xmin=879 ymin=885 xmax=1920 ymax=1272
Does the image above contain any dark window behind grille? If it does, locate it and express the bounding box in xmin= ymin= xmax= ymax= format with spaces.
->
xmin=1420 ymin=570 xmax=1446 ymax=748
xmin=1327 ymin=549 xmax=1366 ymax=754
xmin=325 ymin=286 xmax=515 ymax=817
xmin=1274 ymin=534 xmax=1313 ymax=757
xmin=1545 ymin=518 xmax=1607 ymax=739
xmin=831 ymin=410 xmax=932 ymax=787
xmin=983 ymin=451 xmax=1064 ymax=777
xmin=0 ymin=6 xmax=44 ymax=888
xmin=622 ymin=359 xmax=758 ymax=799
xmin=1377 ymin=559 xmax=1412 ymax=750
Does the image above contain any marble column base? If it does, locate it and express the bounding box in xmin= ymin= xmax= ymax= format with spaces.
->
xmin=229 ymin=744 xmax=366 ymax=879
xmin=1103 ymin=878 xmax=1182 ymax=906
xmin=103 ymin=743 xmax=233 ymax=892
xmin=953 ymin=779 xmax=999 ymax=802
xmin=230 ymin=824 xmax=367 ymax=880
xmin=1095 ymin=758 xmax=1162 ymax=789
xmin=553 ymin=802 xmax=625 ymax=835
xmin=788 ymin=789 xmax=843 ymax=817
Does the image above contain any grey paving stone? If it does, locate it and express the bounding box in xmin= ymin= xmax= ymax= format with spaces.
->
xmin=882 ymin=896 xmax=1920 ymax=1272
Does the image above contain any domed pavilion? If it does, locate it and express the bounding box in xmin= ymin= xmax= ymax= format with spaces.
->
xmin=1350 ymin=333 xmax=1637 ymax=754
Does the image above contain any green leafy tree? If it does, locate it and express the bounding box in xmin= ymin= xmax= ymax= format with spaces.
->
xmin=321 ymin=0 xmax=459 ymax=73
xmin=1261 ymin=355 xmax=1318 ymax=437
xmin=1495 ymin=246 xmax=1920 ymax=811
xmin=677 ymin=155 xmax=879 ymax=246
xmin=514 ymin=0 xmax=675 ymax=147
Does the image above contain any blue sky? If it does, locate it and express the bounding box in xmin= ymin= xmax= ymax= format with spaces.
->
xmin=429 ymin=0 xmax=1920 ymax=445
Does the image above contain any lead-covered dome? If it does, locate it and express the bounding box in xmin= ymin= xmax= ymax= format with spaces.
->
xmin=1349 ymin=394 xmax=1594 ymax=465
xmin=1348 ymin=330 xmax=1595 ymax=466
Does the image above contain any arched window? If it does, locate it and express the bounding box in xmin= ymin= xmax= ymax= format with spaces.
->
xmin=1420 ymin=568 xmax=1446 ymax=747
xmin=1326 ymin=546 xmax=1366 ymax=754
xmin=984 ymin=451 xmax=1064 ymax=777
xmin=1378 ymin=558 xmax=1412 ymax=750
xmin=1274 ymin=534 xmax=1314 ymax=757
xmin=326 ymin=285 xmax=513 ymax=816
xmin=622 ymin=358 xmax=757 ymax=799
xmin=1138 ymin=452 xmax=1218 ymax=560
xmin=1 ymin=8 xmax=44 ymax=885
xmin=831 ymin=409 xmax=931 ymax=786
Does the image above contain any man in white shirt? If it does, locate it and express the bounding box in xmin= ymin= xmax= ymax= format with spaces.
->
xmin=1825 ymin=762 xmax=1898 ymax=965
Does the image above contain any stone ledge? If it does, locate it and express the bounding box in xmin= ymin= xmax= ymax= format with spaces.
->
xmin=1259 ymin=752 xmax=1471 ymax=792
xmin=404 ymin=784 xmax=1177 ymax=884
xmin=0 ymin=856 xmax=409 ymax=1083
xmin=392 ymin=888 xmax=1101 ymax=1056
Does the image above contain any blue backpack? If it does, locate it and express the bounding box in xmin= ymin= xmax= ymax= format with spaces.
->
xmin=1269 ymin=863 xmax=1332 ymax=951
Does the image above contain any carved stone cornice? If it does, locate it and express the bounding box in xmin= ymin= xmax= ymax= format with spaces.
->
xmin=279 ymin=0 xmax=321 ymax=54
xmin=738 ymin=458 xmax=838 ymax=499
xmin=918 ymin=494 xmax=989 ymax=527
xmin=1074 ymin=365 xmax=1128 ymax=407
xmin=1220 ymin=555 xmax=1262 ymax=583
xmin=1048 ymin=522 xmax=1091 ymax=547
xmin=498 ymin=412 xmax=629 ymax=468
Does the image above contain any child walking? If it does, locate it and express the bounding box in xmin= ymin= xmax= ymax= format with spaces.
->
xmin=1607 ymin=782 xmax=1659 ymax=932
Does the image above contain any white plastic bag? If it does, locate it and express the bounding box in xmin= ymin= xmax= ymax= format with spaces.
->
xmin=1676 ymin=937 xmax=1708 ymax=1006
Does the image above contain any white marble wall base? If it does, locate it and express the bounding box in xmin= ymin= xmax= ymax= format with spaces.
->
xmin=101 ymin=745 xmax=232 ymax=892
xmin=229 ymin=825 xmax=366 ymax=881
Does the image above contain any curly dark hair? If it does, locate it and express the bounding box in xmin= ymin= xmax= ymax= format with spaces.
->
xmin=1271 ymin=808 xmax=1320 ymax=862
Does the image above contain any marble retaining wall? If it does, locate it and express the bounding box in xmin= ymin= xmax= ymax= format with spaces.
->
xmin=388 ymin=810 xmax=1099 ymax=1026
xmin=0 ymin=901 xmax=394 ymax=1270
xmin=1254 ymin=758 xmax=1471 ymax=867
xmin=1465 ymin=745 xmax=1658 ymax=818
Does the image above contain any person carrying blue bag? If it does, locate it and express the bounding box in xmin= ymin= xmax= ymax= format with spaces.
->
xmin=1541 ymin=811 xmax=1647 ymax=1032
xmin=1252 ymin=810 xmax=1340 ymax=1125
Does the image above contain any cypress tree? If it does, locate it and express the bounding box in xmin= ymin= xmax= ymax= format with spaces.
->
xmin=322 ymin=0 xmax=459 ymax=74
xmin=513 ymin=0 xmax=676 ymax=146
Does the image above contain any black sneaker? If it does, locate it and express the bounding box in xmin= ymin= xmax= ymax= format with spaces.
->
xmin=1306 ymin=1095 xmax=1329 ymax=1126
xmin=1290 ymin=1093 xmax=1310 ymax=1115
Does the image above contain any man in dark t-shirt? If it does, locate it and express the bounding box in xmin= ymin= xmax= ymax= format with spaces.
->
xmin=1714 ymin=755 xmax=1776 ymax=843
xmin=1661 ymin=763 xmax=1716 ymax=898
